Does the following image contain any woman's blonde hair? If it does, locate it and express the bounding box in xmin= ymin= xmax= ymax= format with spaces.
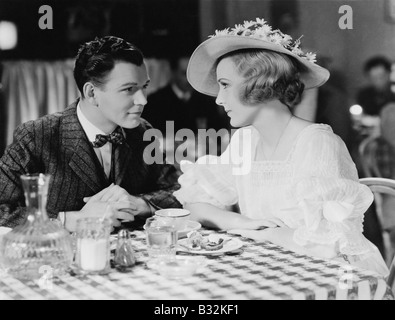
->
xmin=218 ymin=49 xmax=306 ymax=108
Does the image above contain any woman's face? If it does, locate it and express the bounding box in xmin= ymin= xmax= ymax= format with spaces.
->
xmin=215 ymin=57 xmax=261 ymax=127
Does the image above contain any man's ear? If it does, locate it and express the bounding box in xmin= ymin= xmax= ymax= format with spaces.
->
xmin=83 ymin=82 xmax=98 ymax=106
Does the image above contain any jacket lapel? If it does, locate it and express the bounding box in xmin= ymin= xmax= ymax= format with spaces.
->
xmin=60 ymin=101 xmax=106 ymax=193
xmin=114 ymin=128 xmax=147 ymax=189
xmin=113 ymin=142 xmax=133 ymax=186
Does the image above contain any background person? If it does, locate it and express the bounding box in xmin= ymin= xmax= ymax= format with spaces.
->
xmin=357 ymin=56 xmax=395 ymax=116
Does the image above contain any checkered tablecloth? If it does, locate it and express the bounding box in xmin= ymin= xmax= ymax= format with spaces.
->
xmin=0 ymin=229 xmax=393 ymax=300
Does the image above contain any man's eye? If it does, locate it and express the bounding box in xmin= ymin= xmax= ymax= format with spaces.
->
xmin=220 ymin=83 xmax=229 ymax=89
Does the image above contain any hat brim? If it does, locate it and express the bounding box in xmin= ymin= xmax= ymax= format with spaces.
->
xmin=187 ymin=35 xmax=330 ymax=97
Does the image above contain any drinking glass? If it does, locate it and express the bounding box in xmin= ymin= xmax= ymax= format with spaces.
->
xmin=144 ymin=217 xmax=177 ymax=260
xmin=154 ymin=209 xmax=190 ymax=232
xmin=74 ymin=217 xmax=111 ymax=275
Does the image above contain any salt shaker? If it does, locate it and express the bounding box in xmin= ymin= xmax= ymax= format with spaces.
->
xmin=114 ymin=229 xmax=136 ymax=270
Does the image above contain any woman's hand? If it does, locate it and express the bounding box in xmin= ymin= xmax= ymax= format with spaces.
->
xmin=228 ymin=227 xmax=308 ymax=255
xmin=227 ymin=227 xmax=278 ymax=242
xmin=237 ymin=217 xmax=286 ymax=230
xmin=228 ymin=227 xmax=337 ymax=258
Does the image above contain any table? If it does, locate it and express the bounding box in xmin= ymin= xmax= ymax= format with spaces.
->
xmin=0 ymin=228 xmax=393 ymax=300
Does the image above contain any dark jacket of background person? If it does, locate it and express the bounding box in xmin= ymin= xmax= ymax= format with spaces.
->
xmin=0 ymin=101 xmax=181 ymax=228
xmin=0 ymin=64 xmax=5 ymax=157
xmin=143 ymin=84 xmax=230 ymax=134
xmin=316 ymin=83 xmax=354 ymax=151
xmin=357 ymin=87 xmax=395 ymax=116
xmin=357 ymin=56 xmax=395 ymax=116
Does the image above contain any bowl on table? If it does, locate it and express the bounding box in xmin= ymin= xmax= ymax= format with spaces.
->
xmin=147 ymin=256 xmax=206 ymax=279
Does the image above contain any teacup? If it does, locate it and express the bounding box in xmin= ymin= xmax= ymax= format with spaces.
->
xmin=154 ymin=209 xmax=190 ymax=232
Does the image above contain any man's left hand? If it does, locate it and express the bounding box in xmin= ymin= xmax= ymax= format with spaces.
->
xmin=83 ymin=184 xmax=151 ymax=216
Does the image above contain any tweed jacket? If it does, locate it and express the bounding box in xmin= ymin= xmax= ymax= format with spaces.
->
xmin=0 ymin=101 xmax=181 ymax=227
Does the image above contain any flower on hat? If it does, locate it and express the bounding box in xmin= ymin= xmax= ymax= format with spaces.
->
xmin=209 ymin=18 xmax=317 ymax=64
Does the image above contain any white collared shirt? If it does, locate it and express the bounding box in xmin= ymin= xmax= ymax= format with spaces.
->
xmin=77 ymin=103 xmax=112 ymax=178
xmin=171 ymin=83 xmax=192 ymax=102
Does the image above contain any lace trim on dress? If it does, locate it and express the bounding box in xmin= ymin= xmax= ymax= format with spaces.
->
xmin=251 ymin=123 xmax=332 ymax=165
xmin=250 ymin=163 xmax=294 ymax=187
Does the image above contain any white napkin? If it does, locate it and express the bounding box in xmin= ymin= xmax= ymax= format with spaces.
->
xmin=0 ymin=227 xmax=11 ymax=244
xmin=0 ymin=227 xmax=11 ymax=269
xmin=0 ymin=227 xmax=11 ymax=236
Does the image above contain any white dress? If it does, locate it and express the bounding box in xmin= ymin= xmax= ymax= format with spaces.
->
xmin=174 ymin=124 xmax=389 ymax=276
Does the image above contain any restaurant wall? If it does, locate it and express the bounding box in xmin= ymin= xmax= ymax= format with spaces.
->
xmin=299 ymin=0 xmax=395 ymax=106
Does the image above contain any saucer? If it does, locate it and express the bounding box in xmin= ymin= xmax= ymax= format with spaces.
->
xmin=177 ymin=221 xmax=201 ymax=239
xmin=177 ymin=236 xmax=243 ymax=255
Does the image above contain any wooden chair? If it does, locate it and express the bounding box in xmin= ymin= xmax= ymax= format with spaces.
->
xmin=387 ymin=255 xmax=395 ymax=296
xmin=358 ymin=134 xmax=395 ymax=264
xmin=360 ymin=177 xmax=395 ymax=270
xmin=358 ymin=135 xmax=395 ymax=178
xmin=360 ymin=177 xmax=395 ymax=197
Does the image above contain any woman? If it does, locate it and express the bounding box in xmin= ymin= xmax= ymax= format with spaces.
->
xmin=173 ymin=18 xmax=388 ymax=275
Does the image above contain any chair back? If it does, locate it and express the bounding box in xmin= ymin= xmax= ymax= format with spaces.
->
xmin=360 ymin=177 xmax=395 ymax=197
xmin=358 ymin=136 xmax=395 ymax=178
xmin=388 ymin=255 xmax=395 ymax=296
xmin=360 ymin=177 xmax=395 ymax=294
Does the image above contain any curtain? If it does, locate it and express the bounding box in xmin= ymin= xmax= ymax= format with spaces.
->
xmin=0 ymin=58 xmax=171 ymax=146
xmin=1 ymin=59 xmax=79 ymax=145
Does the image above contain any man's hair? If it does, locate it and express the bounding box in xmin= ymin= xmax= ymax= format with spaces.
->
xmin=74 ymin=36 xmax=144 ymax=97
xmin=364 ymin=56 xmax=392 ymax=74
xmin=217 ymin=49 xmax=305 ymax=108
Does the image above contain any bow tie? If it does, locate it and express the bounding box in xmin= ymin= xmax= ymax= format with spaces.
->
xmin=92 ymin=127 xmax=125 ymax=148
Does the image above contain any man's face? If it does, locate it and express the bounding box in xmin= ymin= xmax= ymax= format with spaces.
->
xmin=368 ymin=65 xmax=391 ymax=91
xmin=94 ymin=61 xmax=150 ymax=131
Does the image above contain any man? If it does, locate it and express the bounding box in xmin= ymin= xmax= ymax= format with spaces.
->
xmin=357 ymin=56 xmax=395 ymax=116
xmin=0 ymin=36 xmax=181 ymax=232
xmin=143 ymin=53 xmax=230 ymax=134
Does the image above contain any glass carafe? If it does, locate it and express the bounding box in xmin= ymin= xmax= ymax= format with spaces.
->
xmin=0 ymin=173 xmax=73 ymax=280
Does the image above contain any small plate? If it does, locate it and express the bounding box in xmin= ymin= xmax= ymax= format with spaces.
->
xmin=177 ymin=221 xmax=201 ymax=239
xmin=177 ymin=236 xmax=243 ymax=255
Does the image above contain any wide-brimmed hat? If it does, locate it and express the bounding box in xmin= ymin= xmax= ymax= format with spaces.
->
xmin=187 ymin=18 xmax=330 ymax=97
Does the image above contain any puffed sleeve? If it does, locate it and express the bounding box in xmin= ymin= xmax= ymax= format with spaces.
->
xmin=173 ymin=128 xmax=247 ymax=209
xmin=291 ymin=126 xmax=388 ymax=275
